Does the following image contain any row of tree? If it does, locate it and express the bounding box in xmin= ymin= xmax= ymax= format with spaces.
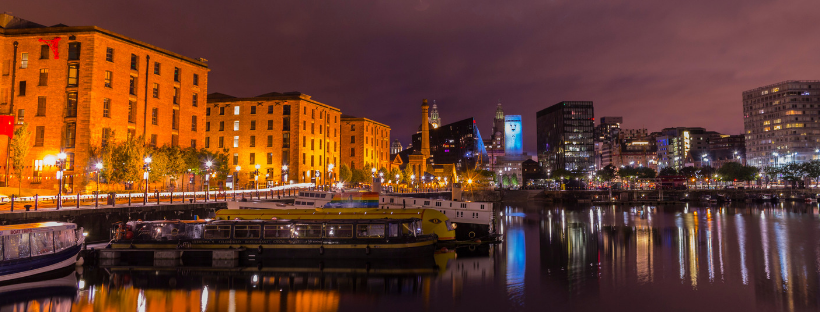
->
xmin=90 ymin=135 xmax=230 ymax=190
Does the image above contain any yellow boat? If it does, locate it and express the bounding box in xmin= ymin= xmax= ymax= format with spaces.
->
xmin=215 ymin=208 xmax=456 ymax=241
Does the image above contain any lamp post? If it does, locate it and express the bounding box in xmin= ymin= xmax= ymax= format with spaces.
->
xmin=411 ymin=174 xmax=415 ymax=191
xmin=282 ymin=164 xmax=288 ymax=185
xmin=234 ymin=165 xmax=241 ymax=199
xmin=55 ymin=152 xmax=67 ymax=210
xmin=328 ymin=163 xmax=334 ymax=190
xmin=143 ymin=156 xmax=151 ymax=205
xmin=95 ymin=162 xmax=103 ymax=208
xmin=204 ymin=161 xmax=212 ymax=201
xmin=254 ymin=164 xmax=260 ymax=191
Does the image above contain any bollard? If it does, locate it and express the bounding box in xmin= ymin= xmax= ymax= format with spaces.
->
xmin=77 ymin=192 xmax=80 ymax=209
xmin=156 ymin=191 xmax=160 ymax=205
xmin=34 ymin=194 xmax=39 ymax=210
xmin=128 ymin=193 xmax=132 ymax=206
xmin=10 ymin=195 xmax=13 ymax=212
xmin=170 ymin=191 xmax=173 ymax=204
xmin=95 ymin=192 xmax=98 ymax=208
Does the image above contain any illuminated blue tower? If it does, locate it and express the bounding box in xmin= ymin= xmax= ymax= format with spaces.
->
xmin=504 ymin=115 xmax=523 ymax=156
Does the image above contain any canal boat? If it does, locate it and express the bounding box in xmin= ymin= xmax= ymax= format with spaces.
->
xmin=215 ymin=207 xmax=456 ymax=240
xmin=109 ymin=217 xmax=439 ymax=260
xmin=0 ymin=222 xmax=84 ymax=282
xmin=231 ymin=190 xmax=494 ymax=241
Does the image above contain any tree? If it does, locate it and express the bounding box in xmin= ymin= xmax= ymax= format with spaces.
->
xmin=99 ymin=135 xmax=146 ymax=189
xmin=658 ymin=167 xmax=678 ymax=176
xmin=596 ymin=164 xmax=617 ymax=182
xmin=339 ymin=164 xmax=352 ymax=183
xmin=679 ymin=166 xmax=698 ymax=179
xmin=402 ymin=166 xmax=413 ymax=184
xmin=351 ymin=168 xmax=369 ymax=185
xmin=511 ymin=174 xmax=519 ymax=186
xmin=502 ymin=174 xmax=510 ymax=187
xmin=389 ymin=167 xmax=401 ymax=183
xmin=9 ymin=123 xmax=30 ymax=195
xmin=636 ymin=167 xmax=656 ymax=179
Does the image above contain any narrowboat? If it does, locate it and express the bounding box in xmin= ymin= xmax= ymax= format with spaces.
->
xmin=0 ymin=222 xmax=84 ymax=282
xmin=216 ymin=207 xmax=456 ymax=240
xmin=109 ymin=217 xmax=439 ymax=259
xmin=230 ymin=190 xmax=493 ymax=241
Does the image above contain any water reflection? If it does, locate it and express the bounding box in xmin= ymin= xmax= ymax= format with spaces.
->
xmin=6 ymin=202 xmax=820 ymax=311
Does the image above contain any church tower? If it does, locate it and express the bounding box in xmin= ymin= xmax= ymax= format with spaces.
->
xmin=493 ymin=101 xmax=505 ymax=144
xmin=421 ymin=99 xmax=431 ymax=159
xmin=430 ymin=100 xmax=441 ymax=129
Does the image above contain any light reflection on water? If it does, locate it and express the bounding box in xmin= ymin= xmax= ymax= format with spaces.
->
xmin=6 ymin=202 xmax=820 ymax=311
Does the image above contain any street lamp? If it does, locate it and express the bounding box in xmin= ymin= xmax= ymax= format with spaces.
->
xmin=143 ymin=156 xmax=151 ymax=205
xmin=328 ymin=163 xmax=335 ymax=189
xmin=254 ymin=164 xmax=261 ymax=191
xmin=411 ymin=174 xmax=415 ymax=190
xmin=95 ymin=162 xmax=103 ymax=208
xmin=204 ymin=161 xmax=212 ymax=201
xmin=55 ymin=152 xmax=67 ymax=210
xmin=282 ymin=164 xmax=289 ymax=185
xmin=234 ymin=165 xmax=241 ymax=198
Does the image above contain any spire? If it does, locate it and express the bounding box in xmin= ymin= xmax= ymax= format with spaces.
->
xmin=430 ymin=100 xmax=441 ymax=129
xmin=495 ymin=100 xmax=504 ymax=121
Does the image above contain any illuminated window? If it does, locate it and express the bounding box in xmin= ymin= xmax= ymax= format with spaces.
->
xmin=772 ymin=87 xmax=779 ymax=92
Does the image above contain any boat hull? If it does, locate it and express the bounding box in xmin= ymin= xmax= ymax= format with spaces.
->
xmin=0 ymin=245 xmax=81 ymax=283
xmin=110 ymin=238 xmax=438 ymax=260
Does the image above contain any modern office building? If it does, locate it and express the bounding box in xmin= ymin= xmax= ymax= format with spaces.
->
xmin=0 ymin=13 xmax=209 ymax=191
xmin=340 ymin=115 xmax=391 ymax=171
xmin=206 ymin=92 xmax=341 ymax=187
xmin=655 ymin=127 xmax=722 ymax=169
xmin=411 ymin=117 xmax=488 ymax=172
xmin=536 ymin=101 xmax=594 ymax=172
xmin=743 ymin=80 xmax=820 ymax=167
xmin=594 ymin=116 xmax=622 ymax=142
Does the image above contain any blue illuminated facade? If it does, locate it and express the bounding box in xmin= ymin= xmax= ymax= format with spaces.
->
xmin=504 ymin=115 xmax=523 ymax=156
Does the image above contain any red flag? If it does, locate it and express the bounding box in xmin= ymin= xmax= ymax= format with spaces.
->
xmin=0 ymin=115 xmax=14 ymax=139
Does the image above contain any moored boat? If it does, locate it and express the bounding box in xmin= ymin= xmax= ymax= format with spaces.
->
xmin=0 ymin=222 xmax=84 ymax=282
xmin=109 ymin=217 xmax=441 ymax=260
xmin=217 ymin=207 xmax=456 ymax=240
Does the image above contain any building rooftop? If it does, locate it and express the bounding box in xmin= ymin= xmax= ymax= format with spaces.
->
xmin=0 ymin=13 xmax=208 ymax=68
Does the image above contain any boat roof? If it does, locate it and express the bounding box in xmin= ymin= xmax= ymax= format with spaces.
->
xmin=210 ymin=218 xmax=421 ymax=224
xmin=0 ymin=222 xmax=77 ymax=236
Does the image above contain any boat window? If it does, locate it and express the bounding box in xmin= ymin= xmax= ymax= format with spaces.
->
xmin=204 ymin=225 xmax=232 ymax=239
xmin=234 ymin=225 xmax=261 ymax=239
xmin=414 ymin=220 xmax=423 ymax=235
xmin=264 ymin=225 xmax=291 ymax=238
xmin=388 ymin=223 xmax=399 ymax=237
xmin=184 ymin=224 xmax=205 ymax=239
xmin=54 ymin=229 xmax=76 ymax=252
xmin=4 ymin=233 xmax=31 ymax=260
xmin=356 ymin=224 xmax=385 ymax=238
xmin=424 ymin=201 xmax=430 ymax=205
xmin=293 ymin=224 xmax=322 ymax=238
xmin=325 ymin=224 xmax=353 ymax=238
xmin=31 ymin=231 xmax=55 ymax=256
xmin=321 ymin=194 xmax=327 ymax=198
xmin=401 ymin=222 xmax=413 ymax=237
xmin=309 ymin=193 xmax=315 ymax=198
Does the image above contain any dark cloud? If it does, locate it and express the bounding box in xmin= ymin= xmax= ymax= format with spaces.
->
xmin=10 ymin=0 xmax=820 ymax=153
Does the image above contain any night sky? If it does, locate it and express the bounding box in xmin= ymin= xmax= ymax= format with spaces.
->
xmin=8 ymin=0 xmax=820 ymax=154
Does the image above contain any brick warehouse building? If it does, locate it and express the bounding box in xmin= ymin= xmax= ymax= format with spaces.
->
xmin=0 ymin=14 xmax=208 ymax=191
xmin=205 ymin=92 xmax=341 ymax=188
xmin=340 ymin=115 xmax=391 ymax=171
